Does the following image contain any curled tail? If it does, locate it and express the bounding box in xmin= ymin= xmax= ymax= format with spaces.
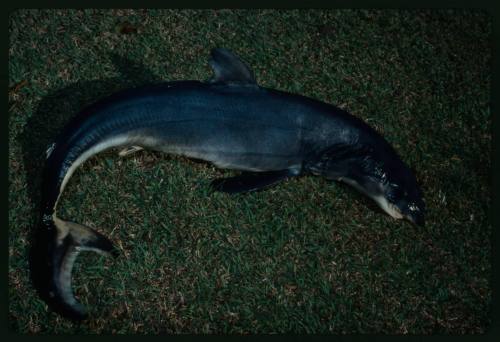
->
xmin=30 ymin=213 xmax=117 ymax=320
xmin=30 ymin=83 xmax=156 ymax=319
xmin=30 ymin=131 xmax=120 ymax=319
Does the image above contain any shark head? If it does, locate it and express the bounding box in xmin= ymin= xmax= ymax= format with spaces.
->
xmin=366 ymin=158 xmax=426 ymax=226
xmin=337 ymin=172 xmax=425 ymax=226
xmin=315 ymin=142 xmax=425 ymax=226
xmin=374 ymin=180 xmax=425 ymax=226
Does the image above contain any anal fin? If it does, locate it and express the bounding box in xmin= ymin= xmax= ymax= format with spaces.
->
xmin=118 ymin=145 xmax=143 ymax=157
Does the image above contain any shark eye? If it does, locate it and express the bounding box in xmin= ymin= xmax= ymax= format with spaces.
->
xmin=408 ymin=203 xmax=419 ymax=212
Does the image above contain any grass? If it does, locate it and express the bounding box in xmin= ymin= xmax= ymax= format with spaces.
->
xmin=8 ymin=9 xmax=491 ymax=333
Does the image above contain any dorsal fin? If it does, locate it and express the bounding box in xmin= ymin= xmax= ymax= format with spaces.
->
xmin=208 ymin=48 xmax=257 ymax=85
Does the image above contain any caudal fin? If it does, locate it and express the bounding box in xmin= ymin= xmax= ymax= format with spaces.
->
xmin=30 ymin=215 xmax=117 ymax=320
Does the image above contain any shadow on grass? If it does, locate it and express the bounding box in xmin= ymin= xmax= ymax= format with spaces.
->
xmin=19 ymin=54 xmax=162 ymax=318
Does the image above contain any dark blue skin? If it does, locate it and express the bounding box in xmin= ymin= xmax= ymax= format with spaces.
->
xmin=47 ymin=81 xmax=414 ymax=185
xmin=32 ymin=49 xmax=424 ymax=320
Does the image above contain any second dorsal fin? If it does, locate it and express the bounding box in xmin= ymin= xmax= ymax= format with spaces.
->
xmin=208 ymin=48 xmax=257 ymax=85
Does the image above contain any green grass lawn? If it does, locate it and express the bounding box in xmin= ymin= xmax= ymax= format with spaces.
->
xmin=8 ymin=9 xmax=491 ymax=333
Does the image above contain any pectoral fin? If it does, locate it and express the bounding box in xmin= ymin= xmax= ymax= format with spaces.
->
xmin=211 ymin=170 xmax=295 ymax=194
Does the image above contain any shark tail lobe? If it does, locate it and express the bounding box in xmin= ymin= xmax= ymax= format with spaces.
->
xmin=30 ymin=214 xmax=117 ymax=320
